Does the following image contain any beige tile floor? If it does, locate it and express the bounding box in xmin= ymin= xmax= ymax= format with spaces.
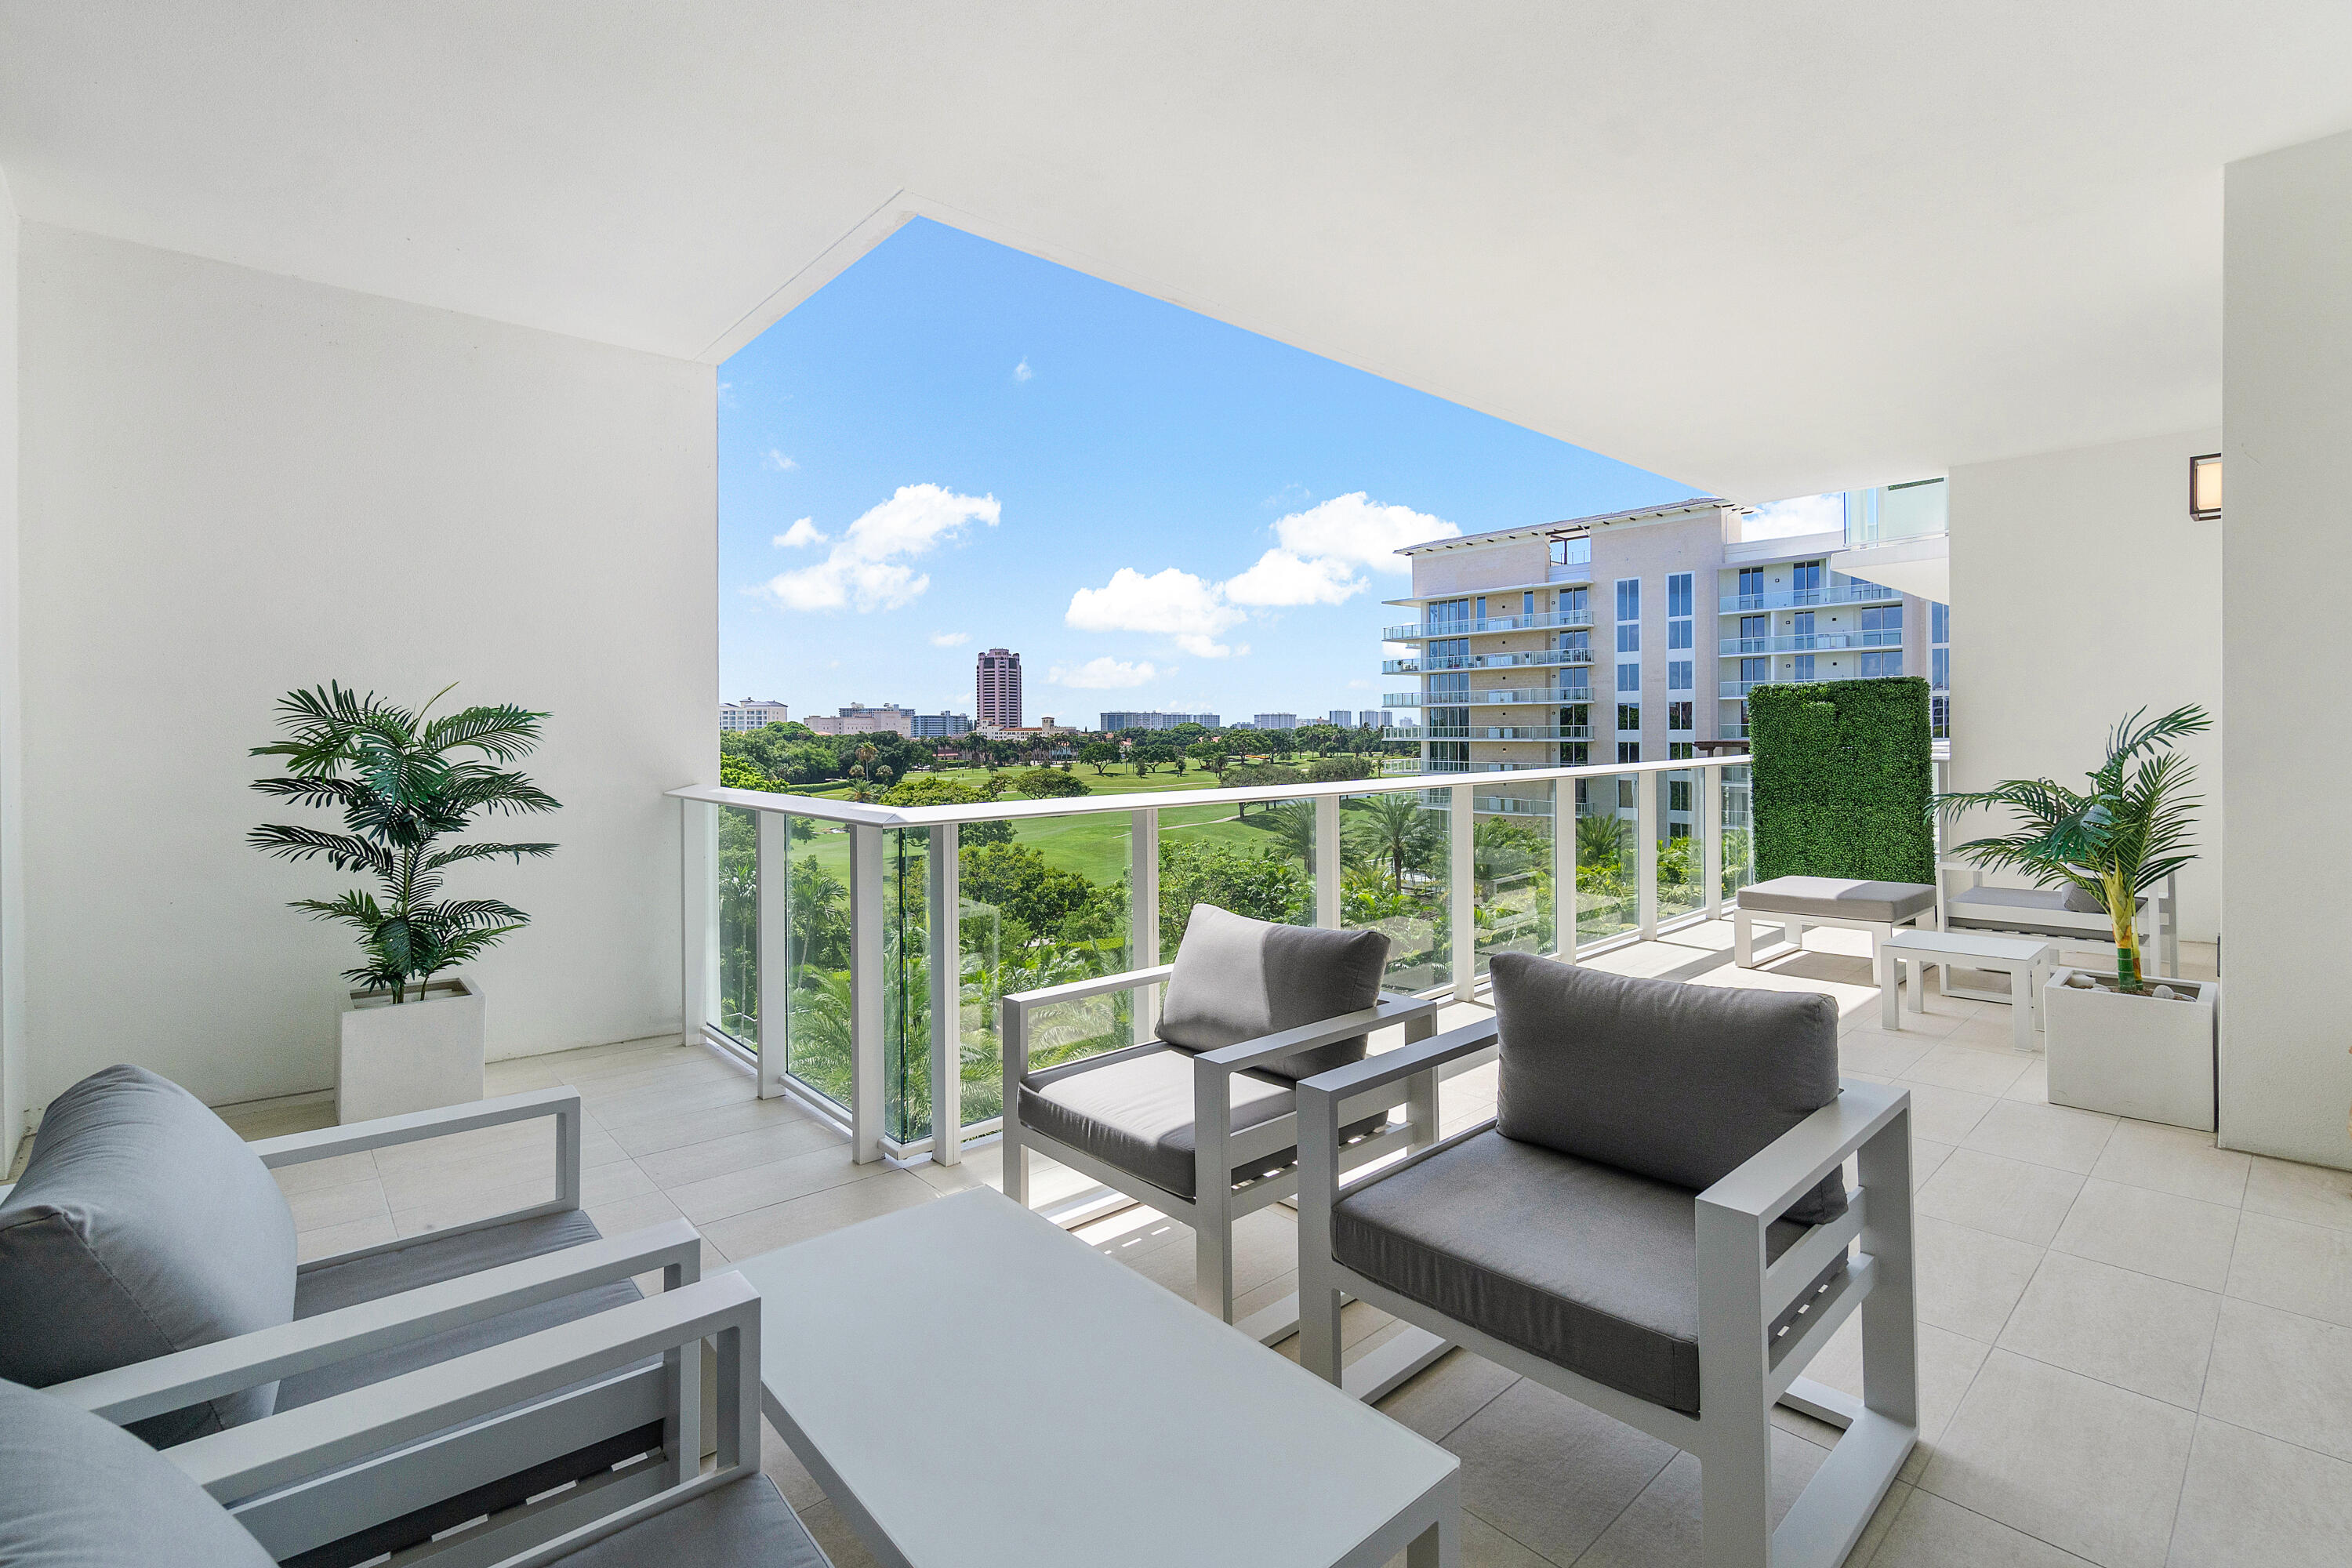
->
xmin=212 ymin=921 xmax=2352 ymax=1568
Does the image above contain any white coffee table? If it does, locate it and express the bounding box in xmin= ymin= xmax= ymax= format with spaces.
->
xmin=732 ymin=1188 xmax=1461 ymax=1568
xmin=1886 ymin=928 xmax=2059 ymax=1052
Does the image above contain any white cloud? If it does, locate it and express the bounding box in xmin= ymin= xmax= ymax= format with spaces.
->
xmin=1049 ymin=656 xmax=1157 ymax=688
xmin=1066 ymin=567 xmax=1248 ymax=659
xmin=1013 ymin=359 xmax=1033 ymax=383
xmin=1740 ymin=493 xmax=1844 ymax=540
xmin=763 ymin=449 xmax=798 ymax=472
xmin=1271 ymin=492 xmax=1457 ymax=572
xmin=775 ymin=518 xmax=828 ymax=549
xmin=763 ymin=485 xmax=1000 ymax=612
xmin=1221 ymin=548 xmax=1365 ymax=607
xmin=929 ymin=631 xmax=971 ymax=648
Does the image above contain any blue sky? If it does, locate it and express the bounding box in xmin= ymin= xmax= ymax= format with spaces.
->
xmin=720 ymin=218 xmax=1759 ymax=724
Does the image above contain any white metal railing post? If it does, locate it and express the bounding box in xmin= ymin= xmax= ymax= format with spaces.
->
xmin=1450 ymin=782 xmax=1475 ymax=1001
xmin=1314 ymin=794 xmax=1341 ymax=928
xmin=681 ymin=798 xmax=718 ymax=1048
xmin=1131 ymin=808 xmax=1160 ymax=1043
xmin=754 ymin=811 xmax=791 ymax=1099
xmin=848 ymin=823 xmax=885 ymax=1164
xmin=1553 ymin=779 xmax=1578 ymax=964
xmin=927 ymin=822 xmax=962 ymax=1165
xmin=1637 ymin=771 xmax=1660 ymax=939
xmin=1701 ymin=760 xmax=1724 ymax=920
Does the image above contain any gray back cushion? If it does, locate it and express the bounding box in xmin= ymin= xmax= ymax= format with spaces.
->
xmin=1157 ymin=904 xmax=1389 ymax=1081
xmin=0 ymin=1065 xmax=298 ymax=1446
xmin=1488 ymin=954 xmax=1847 ymax=1225
xmin=0 ymin=1378 xmax=275 ymax=1566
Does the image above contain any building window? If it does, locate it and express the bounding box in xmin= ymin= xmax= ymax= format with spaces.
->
xmin=1668 ymin=820 xmax=1692 ymax=839
xmin=1930 ymin=695 xmax=1951 ymax=739
xmin=1559 ymin=586 xmax=1589 ymax=621
xmin=1669 ymin=742 xmax=1695 ymax=760
xmin=1932 ymin=647 xmax=1949 ymax=689
xmin=1740 ymin=657 xmax=1768 ymax=684
xmin=1668 ymin=701 xmax=1693 ymax=731
xmin=1616 ymin=578 xmax=1640 ymax=622
xmin=1669 ymin=619 xmax=1693 ymax=650
xmin=1861 ymin=604 xmax=1903 ymax=635
xmin=1559 ymin=630 xmax=1589 ymax=657
xmin=1794 ymin=654 xmax=1816 ymax=680
xmin=1617 ymin=663 xmax=1640 ymax=692
xmin=1617 ymin=741 xmax=1642 ymax=764
xmin=1617 ymin=622 xmax=1641 ymax=653
xmin=1737 ymin=566 xmax=1765 ymax=601
xmin=1791 ymin=611 xmax=1815 ymax=636
xmin=1669 ymin=779 xmax=1691 ymax=813
xmin=1932 ymin=601 xmax=1950 ymax=644
xmin=1428 ymin=598 xmax=1471 ymax=627
xmin=1792 ymin=561 xmax=1823 ymax=591
xmin=1668 ymin=572 xmax=1692 ymax=618
xmin=1617 ymin=703 xmax=1641 ymax=732
xmin=1561 ymin=742 xmax=1589 ymax=764
xmin=1550 ymin=536 xmax=1592 ymax=567
xmin=1860 ymin=650 xmax=1903 ymax=678
xmin=1739 ymin=614 xmax=1767 ymax=639
xmin=1668 ymin=661 xmax=1693 ymax=691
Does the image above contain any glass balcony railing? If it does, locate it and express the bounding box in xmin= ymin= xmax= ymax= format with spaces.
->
xmin=1843 ymin=477 xmax=1947 ymax=549
xmin=1716 ymin=581 xmax=1901 ymax=614
xmin=1384 ymin=649 xmax=1595 ymax=675
xmin=1719 ymin=670 xmax=1904 ymax=699
xmin=677 ymin=752 xmax=1760 ymax=1163
xmin=1386 ymin=725 xmax=1591 ymax=741
xmin=1719 ymin=630 xmax=1904 ymax=655
xmin=1382 ymin=609 xmax=1596 ymax=641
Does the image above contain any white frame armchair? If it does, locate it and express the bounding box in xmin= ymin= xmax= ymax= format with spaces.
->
xmin=1294 ymin=1022 xmax=1918 ymax=1568
xmin=1000 ymin=961 xmax=1445 ymax=1342
xmin=1933 ymin=862 xmax=2180 ymax=1000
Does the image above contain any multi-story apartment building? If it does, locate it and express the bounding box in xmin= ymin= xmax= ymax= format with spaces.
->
xmin=975 ymin=648 xmax=1022 ymax=728
xmin=1254 ymin=711 xmax=1299 ymax=729
xmin=1357 ymin=710 xmax=1395 ymax=729
xmin=719 ymin=698 xmax=790 ymax=731
xmin=1385 ymin=494 xmax=1943 ymax=833
xmin=1326 ymin=709 xmax=1353 ymax=724
xmin=911 ymin=711 xmax=971 ymax=738
xmin=1098 ymin=710 xmax=1220 ymax=731
xmin=805 ymin=702 xmax=915 ymax=737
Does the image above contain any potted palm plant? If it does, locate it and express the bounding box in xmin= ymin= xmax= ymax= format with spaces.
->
xmin=1933 ymin=706 xmax=2216 ymax=1128
xmin=250 ymin=684 xmax=560 ymax=1123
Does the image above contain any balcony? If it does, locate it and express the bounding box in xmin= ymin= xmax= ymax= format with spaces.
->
xmin=1719 ymin=630 xmax=1904 ymax=655
xmin=1719 ymin=670 xmax=1905 ymax=699
xmin=1383 ymin=648 xmax=1594 ymax=674
xmin=1381 ymin=608 xmax=1595 ymax=640
xmin=1716 ymin=580 xmax=1902 ymax=613
xmin=1385 ymin=724 xmax=1590 ymax=740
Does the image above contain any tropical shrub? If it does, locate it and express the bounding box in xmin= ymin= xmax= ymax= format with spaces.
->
xmin=1157 ymin=838 xmax=1311 ymax=954
xmin=1011 ymin=767 xmax=1091 ymax=799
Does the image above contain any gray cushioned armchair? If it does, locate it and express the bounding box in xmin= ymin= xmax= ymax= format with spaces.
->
xmin=1294 ymin=956 xmax=1919 ymax=1568
xmin=1001 ymin=904 xmax=1446 ymax=1341
xmin=0 ymin=1065 xmax=714 ymax=1568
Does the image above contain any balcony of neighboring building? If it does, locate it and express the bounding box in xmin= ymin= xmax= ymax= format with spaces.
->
xmin=1382 ymin=648 xmax=1595 ymax=675
xmin=1719 ymin=629 xmax=1905 ymax=655
xmin=1829 ymin=477 xmax=1949 ymax=603
xmin=1715 ymin=578 xmax=1904 ymax=614
xmin=1719 ymin=669 xmax=1911 ymax=700
xmin=1386 ymin=724 xmax=1590 ymax=742
xmin=1380 ymin=608 xmax=1595 ymax=641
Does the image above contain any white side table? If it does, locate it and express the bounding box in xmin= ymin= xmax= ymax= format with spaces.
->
xmin=1886 ymin=929 xmax=2059 ymax=1052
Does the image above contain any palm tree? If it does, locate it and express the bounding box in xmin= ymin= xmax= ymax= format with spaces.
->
xmin=1574 ymin=811 xmax=1625 ymax=869
xmin=1345 ymin=792 xmax=1442 ymax=885
xmin=1265 ymin=799 xmax=1318 ymax=866
xmin=1934 ymin=705 xmax=2209 ymax=993
xmin=845 ymin=742 xmax=894 ymax=802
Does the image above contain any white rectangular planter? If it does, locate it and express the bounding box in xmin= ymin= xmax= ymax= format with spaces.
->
xmin=338 ymin=975 xmax=488 ymax=1124
xmin=2043 ymin=967 xmax=2217 ymax=1131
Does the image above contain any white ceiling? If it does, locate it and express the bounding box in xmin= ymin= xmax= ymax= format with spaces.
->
xmin=5 ymin=2 xmax=2348 ymax=501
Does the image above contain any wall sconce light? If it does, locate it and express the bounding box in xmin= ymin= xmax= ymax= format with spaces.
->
xmin=2190 ymin=452 xmax=2222 ymax=521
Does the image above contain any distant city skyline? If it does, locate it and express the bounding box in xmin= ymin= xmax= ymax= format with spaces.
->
xmin=718 ymin=218 xmax=1835 ymax=717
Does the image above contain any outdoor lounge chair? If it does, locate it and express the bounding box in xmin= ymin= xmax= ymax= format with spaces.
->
xmin=1294 ymin=955 xmax=1918 ymax=1568
xmin=1935 ymin=864 xmax=2181 ymax=996
xmin=0 ymin=1267 xmax=822 ymax=1566
xmin=0 ymin=1064 xmax=706 ymax=1567
xmin=1000 ymin=903 xmax=1445 ymax=1338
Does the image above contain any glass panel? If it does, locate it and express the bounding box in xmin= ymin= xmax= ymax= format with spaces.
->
xmin=1657 ymin=771 xmax=1701 ymax=924
xmin=1573 ymin=776 xmax=1638 ymax=946
xmin=1341 ymin=786 xmax=1450 ymax=991
xmin=956 ymin=890 xmax=1004 ymax=1129
xmin=1473 ymin=781 xmax=1552 ymax=974
xmin=784 ymin=818 xmax=854 ymax=1111
xmin=882 ymin=827 xmax=931 ymax=1145
xmin=1719 ymin=763 xmax=1757 ymax=902
xmin=715 ymin=805 xmax=760 ymax=1047
xmin=961 ymin=810 xmax=1135 ymax=1084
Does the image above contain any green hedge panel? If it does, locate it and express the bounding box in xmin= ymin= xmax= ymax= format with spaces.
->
xmin=1749 ymin=677 xmax=1935 ymax=884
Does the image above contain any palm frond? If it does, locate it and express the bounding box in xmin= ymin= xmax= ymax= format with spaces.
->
xmin=249 ymin=823 xmax=395 ymax=877
xmin=423 ymin=840 xmax=557 ymax=869
xmin=423 ymin=704 xmax=550 ymax=760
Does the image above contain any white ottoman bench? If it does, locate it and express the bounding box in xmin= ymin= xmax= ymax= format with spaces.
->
xmin=1734 ymin=876 xmax=1940 ymax=1028
xmin=1886 ymin=927 xmax=2058 ymax=1051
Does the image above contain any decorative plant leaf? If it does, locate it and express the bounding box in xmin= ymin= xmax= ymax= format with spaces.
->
xmin=252 ymin=683 xmax=560 ymax=1001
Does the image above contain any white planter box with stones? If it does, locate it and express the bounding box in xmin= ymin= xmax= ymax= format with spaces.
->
xmin=337 ymin=976 xmax=488 ymax=1124
xmin=2043 ymin=967 xmax=2217 ymax=1131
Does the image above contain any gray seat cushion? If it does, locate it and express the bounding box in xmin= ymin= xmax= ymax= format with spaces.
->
xmin=0 ymin=1377 xmax=275 ymax=1566
xmin=1947 ymin=884 xmax=2143 ymax=936
xmin=1333 ymin=1131 xmax=1828 ymax=1414
xmin=0 ymin=1065 xmax=298 ymax=1446
xmin=1018 ymin=1044 xmax=1384 ymax=1200
xmin=1158 ymin=903 xmax=1389 ymax=1080
xmin=558 ymin=1473 xmax=832 ymax=1568
xmin=1489 ymin=954 xmax=1846 ymax=1225
xmin=1737 ymin=876 xmax=1936 ymax=924
xmin=282 ymin=1207 xmax=641 ymax=1409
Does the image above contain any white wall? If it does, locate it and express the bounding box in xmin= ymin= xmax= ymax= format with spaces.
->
xmin=2220 ymin=129 xmax=2352 ymax=1169
xmin=1946 ymin=428 xmax=2224 ymax=944
xmin=0 ymin=174 xmax=24 ymax=1156
xmin=16 ymin=227 xmax=715 ymax=1113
